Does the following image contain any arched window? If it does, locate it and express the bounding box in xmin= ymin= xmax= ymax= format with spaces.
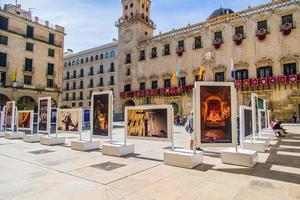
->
xmin=100 ymin=54 xmax=104 ymax=59
xmin=105 ymin=52 xmax=109 ymax=59
xmin=81 ymin=58 xmax=84 ymax=64
xmin=76 ymin=59 xmax=79 ymax=65
xmin=110 ymin=51 xmax=115 ymax=58
xmin=72 ymin=60 xmax=75 ymax=65
xmin=90 ymin=56 xmax=94 ymax=62
xmin=95 ymin=55 xmax=99 ymax=60
xmin=64 ymin=62 xmax=67 ymax=67
xmin=85 ymin=57 xmax=89 ymax=63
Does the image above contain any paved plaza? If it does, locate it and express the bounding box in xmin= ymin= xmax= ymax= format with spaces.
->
xmin=0 ymin=124 xmax=300 ymax=200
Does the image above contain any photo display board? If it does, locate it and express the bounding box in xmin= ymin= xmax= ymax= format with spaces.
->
xmin=17 ymin=110 xmax=33 ymax=131
xmin=51 ymin=108 xmax=57 ymax=125
xmin=264 ymin=100 xmax=269 ymax=128
xmin=125 ymin=105 xmax=173 ymax=141
xmin=91 ymin=91 xmax=113 ymax=138
xmin=38 ymin=97 xmax=51 ymax=134
xmin=239 ymin=106 xmax=253 ymax=142
xmin=251 ymin=93 xmax=259 ymax=135
xmin=83 ymin=109 xmax=90 ymax=123
xmin=57 ymin=109 xmax=82 ymax=134
xmin=195 ymin=82 xmax=237 ymax=147
xmin=5 ymin=101 xmax=15 ymax=130
xmin=258 ymin=109 xmax=266 ymax=131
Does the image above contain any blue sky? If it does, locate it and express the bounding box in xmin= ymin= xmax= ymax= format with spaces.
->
xmin=1 ymin=0 xmax=270 ymax=52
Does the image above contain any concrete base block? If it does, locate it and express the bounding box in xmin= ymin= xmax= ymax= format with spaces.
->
xmin=40 ymin=136 xmax=65 ymax=146
xmin=0 ymin=131 xmax=5 ymax=137
xmin=23 ymin=134 xmax=40 ymax=143
xmin=164 ymin=149 xmax=203 ymax=169
xmin=256 ymin=136 xmax=271 ymax=145
xmin=243 ymin=139 xmax=267 ymax=152
xmin=102 ymin=142 xmax=134 ymax=157
xmin=260 ymin=132 xmax=276 ymax=140
xmin=71 ymin=140 xmax=100 ymax=151
xmin=221 ymin=147 xmax=258 ymax=167
xmin=5 ymin=131 xmax=25 ymax=139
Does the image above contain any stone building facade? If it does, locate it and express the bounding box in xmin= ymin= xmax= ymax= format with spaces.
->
xmin=62 ymin=42 xmax=118 ymax=108
xmin=0 ymin=4 xmax=65 ymax=110
xmin=116 ymin=0 xmax=300 ymax=122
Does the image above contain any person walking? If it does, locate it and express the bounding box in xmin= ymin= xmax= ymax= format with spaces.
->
xmin=185 ymin=111 xmax=194 ymax=150
xmin=292 ymin=112 xmax=297 ymax=123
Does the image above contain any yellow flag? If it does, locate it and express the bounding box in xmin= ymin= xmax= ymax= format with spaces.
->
xmin=198 ymin=64 xmax=205 ymax=81
xmin=171 ymin=72 xmax=177 ymax=85
xmin=10 ymin=70 xmax=17 ymax=81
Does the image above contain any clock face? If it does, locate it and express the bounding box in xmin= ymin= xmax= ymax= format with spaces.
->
xmin=124 ymin=29 xmax=133 ymax=43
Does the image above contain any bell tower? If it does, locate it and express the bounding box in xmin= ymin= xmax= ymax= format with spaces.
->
xmin=116 ymin=0 xmax=155 ymax=47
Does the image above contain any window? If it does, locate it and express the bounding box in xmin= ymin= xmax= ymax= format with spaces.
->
xmin=76 ymin=59 xmax=79 ymax=65
xmin=110 ymin=76 xmax=114 ymax=85
xmin=179 ymin=77 xmax=186 ymax=86
xmin=164 ymin=79 xmax=171 ymax=88
xmin=72 ymin=82 xmax=76 ymax=90
xmin=126 ymin=68 xmax=131 ymax=76
xmin=215 ymin=31 xmax=222 ymax=41
xmin=215 ymin=72 xmax=225 ymax=82
xmin=81 ymin=58 xmax=84 ymax=64
xmin=66 ymin=83 xmax=69 ymax=90
xmin=72 ymin=102 xmax=76 ymax=107
xmin=140 ymin=82 xmax=146 ymax=90
xmin=65 ymin=93 xmax=69 ymax=101
xmin=125 ymin=53 xmax=131 ymax=64
xmin=257 ymin=66 xmax=273 ymax=78
xmin=80 ymin=69 xmax=84 ymax=77
xmin=47 ymin=63 xmax=54 ymax=76
xmin=124 ymin=84 xmax=131 ymax=92
xmin=195 ymin=75 xmax=199 ymax=81
xmin=48 ymin=49 xmax=55 ymax=57
xmin=85 ymin=57 xmax=89 ymax=63
xmin=151 ymin=80 xmax=158 ymax=89
xmin=151 ymin=47 xmax=157 ymax=58
xmin=26 ymin=42 xmax=33 ymax=51
xmin=95 ymin=55 xmax=99 ymax=60
xmin=66 ymin=72 xmax=70 ymax=79
xmin=283 ymin=63 xmax=296 ymax=75
xmin=89 ymin=67 xmax=94 ymax=75
xmin=0 ymin=52 xmax=7 ymax=67
xmin=194 ymin=36 xmax=202 ymax=49
xmin=140 ymin=50 xmax=145 ymax=60
xmin=235 ymin=69 xmax=248 ymax=80
xmin=105 ymin=52 xmax=109 ymax=58
xmin=68 ymin=61 xmax=71 ymax=66
xmin=0 ymin=71 xmax=6 ymax=86
xmin=100 ymin=54 xmax=104 ymax=59
xmin=80 ymin=92 xmax=83 ymax=100
xmin=125 ymin=5 xmax=128 ymax=10
xmin=64 ymin=62 xmax=67 ymax=67
xmin=49 ymin=33 xmax=55 ymax=45
xmin=79 ymin=81 xmax=83 ymax=89
xmin=89 ymin=79 xmax=94 ymax=88
xmin=282 ymin=14 xmax=293 ymax=25
xmin=24 ymin=75 xmax=32 ymax=85
xmin=110 ymin=51 xmax=115 ymax=57
xmin=47 ymin=79 xmax=54 ymax=88
xmin=99 ymin=65 xmax=104 ymax=74
xmin=257 ymin=20 xmax=267 ymax=30
xmin=178 ymin=40 xmax=184 ymax=50
xmin=73 ymin=70 xmax=77 ymax=78
xmin=130 ymin=3 xmax=133 ymax=8
xmin=110 ymin=63 xmax=115 ymax=72
xmin=163 ymin=44 xmax=170 ymax=56
xmin=235 ymin=26 xmax=244 ymax=35
xmin=72 ymin=60 xmax=75 ymax=65
xmin=0 ymin=35 xmax=8 ymax=45
xmin=79 ymin=102 xmax=83 ymax=107
xmin=24 ymin=58 xmax=33 ymax=72
xmin=0 ymin=16 xmax=8 ymax=30
xmin=90 ymin=56 xmax=94 ymax=62
xmin=99 ymin=78 xmax=103 ymax=86
xmin=26 ymin=26 xmax=34 ymax=38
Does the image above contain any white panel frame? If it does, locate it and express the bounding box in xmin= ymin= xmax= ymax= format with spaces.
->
xmin=17 ymin=110 xmax=34 ymax=134
xmin=125 ymin=105 xmax=173 ymax=142
xmin=194 ymin=81 xmax=237 ymax=147
xmin=251 ymin=93 xmax=259 ymax=138
xmin=38 ymin=97 xmax=51 ymax=135
xmin=5 ymin=101 xmax=16 ymax=132
xmin=239 ymin=105 xmax=252 ymax=148
xmin=56 ymin=108 xmax=82 ymax=136
xmin=91 ymin=91 xmax=113 ymax=141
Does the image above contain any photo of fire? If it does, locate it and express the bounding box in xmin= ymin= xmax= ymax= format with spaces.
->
xmin=127 ymin=108 xmax=168 ymax=139
xmin=18 ymin=111 xmax=31 ymax=129
xmin=57 ymin=109 xmax=79 ymax=133
xmin=93 ymin=94 xmax=109 ymax=136
xmin=200 ymin=86 xmax=232 ymax=143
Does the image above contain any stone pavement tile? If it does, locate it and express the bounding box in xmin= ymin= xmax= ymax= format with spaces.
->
xmin=123 ymin=194 xmax=154 ymax=200
xmin=108 ymin=177 xmax=154 ymax=194
xmin=288 ymin=184 xmax=300 ymax=200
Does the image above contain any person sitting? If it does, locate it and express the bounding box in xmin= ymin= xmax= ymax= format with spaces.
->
xmin=272 ymin=118 xmax=286 ymax=137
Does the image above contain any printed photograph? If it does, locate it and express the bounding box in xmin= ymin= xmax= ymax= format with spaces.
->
xmin=244 ymin=109 xmax=253 ymax=138
xmin=5 ymin=102 xmax=14 ymax=129
xmin=83 ymin=109 xmax=90 ymax=123
xmin=93 ymin=94 xmax=109 ymax=136
xmin=200 ymin=86 xmax=232 ymax=143
xmin=18 ymin=111 xmax=32 ymax=129
xmin=57 ymin=109 xmax=80 ymax=133
xmin=261 ymin=110 xmax=266 ymax=129
xmin=127 ymin=108 xmax=168 ymax=139
xmin=38 ymin=99 xmax=49 ymax=131
xmin=51 ymin=109 xmax=57 ymax=124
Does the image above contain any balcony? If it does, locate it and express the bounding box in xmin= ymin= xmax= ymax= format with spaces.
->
xmin=97 ymin=83 xmax=104 ymax=87
xmin=97 ymin=70 xmax=104 ymax=74
xmin=23 ymin=84 xmax=36 ymax=89
xmin=88 ymin=84 xmax=94 ymax=88
xmin=108 ymin=81 xmax=115 ymax=86
xmin=108 ymin=68 xmax=115 ymax=73
xmin=88 ymin=72 xmax=94 ymax=76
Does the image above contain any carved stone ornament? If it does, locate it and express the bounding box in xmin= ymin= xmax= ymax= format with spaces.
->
xmin=234 ymin=61 xmax=249 ymax=70
xmin=212 ymin=64 xmax=226 ymax=72
xmin=162 ymin=73 xmax=172 ymax=79
xmin=280 ymin=54 xmax=299 ymax=64
xmin=255 ymin=57 xmax=273 ymax=67
xmin=124 ymin=78 xmax=132 ymax=84
xmin=149 ymin=74 xmax=159 ymax=80
xmin=138 ymin=76 xmax=147 ymax=82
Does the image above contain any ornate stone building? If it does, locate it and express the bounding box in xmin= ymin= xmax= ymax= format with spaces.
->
xmin=62 ymin=42 xmax=118 ymax=108
xmin=116 ymin=0 xmax=300 ymax=121
xmin=0 ymin=4 xmax=65 ymax=110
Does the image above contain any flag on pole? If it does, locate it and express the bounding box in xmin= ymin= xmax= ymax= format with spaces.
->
xmin=10 ymin=70 xmax=17 ymax=82
xmin=198 ymin=64 xmax=205 ymax=81
xmin=230 ymin=58 xmax=235 ymax=80
xmin=176 ymin=67 xmax=181 ymax=77
xmin=171 ymin=72 xmax=177 ymax=85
